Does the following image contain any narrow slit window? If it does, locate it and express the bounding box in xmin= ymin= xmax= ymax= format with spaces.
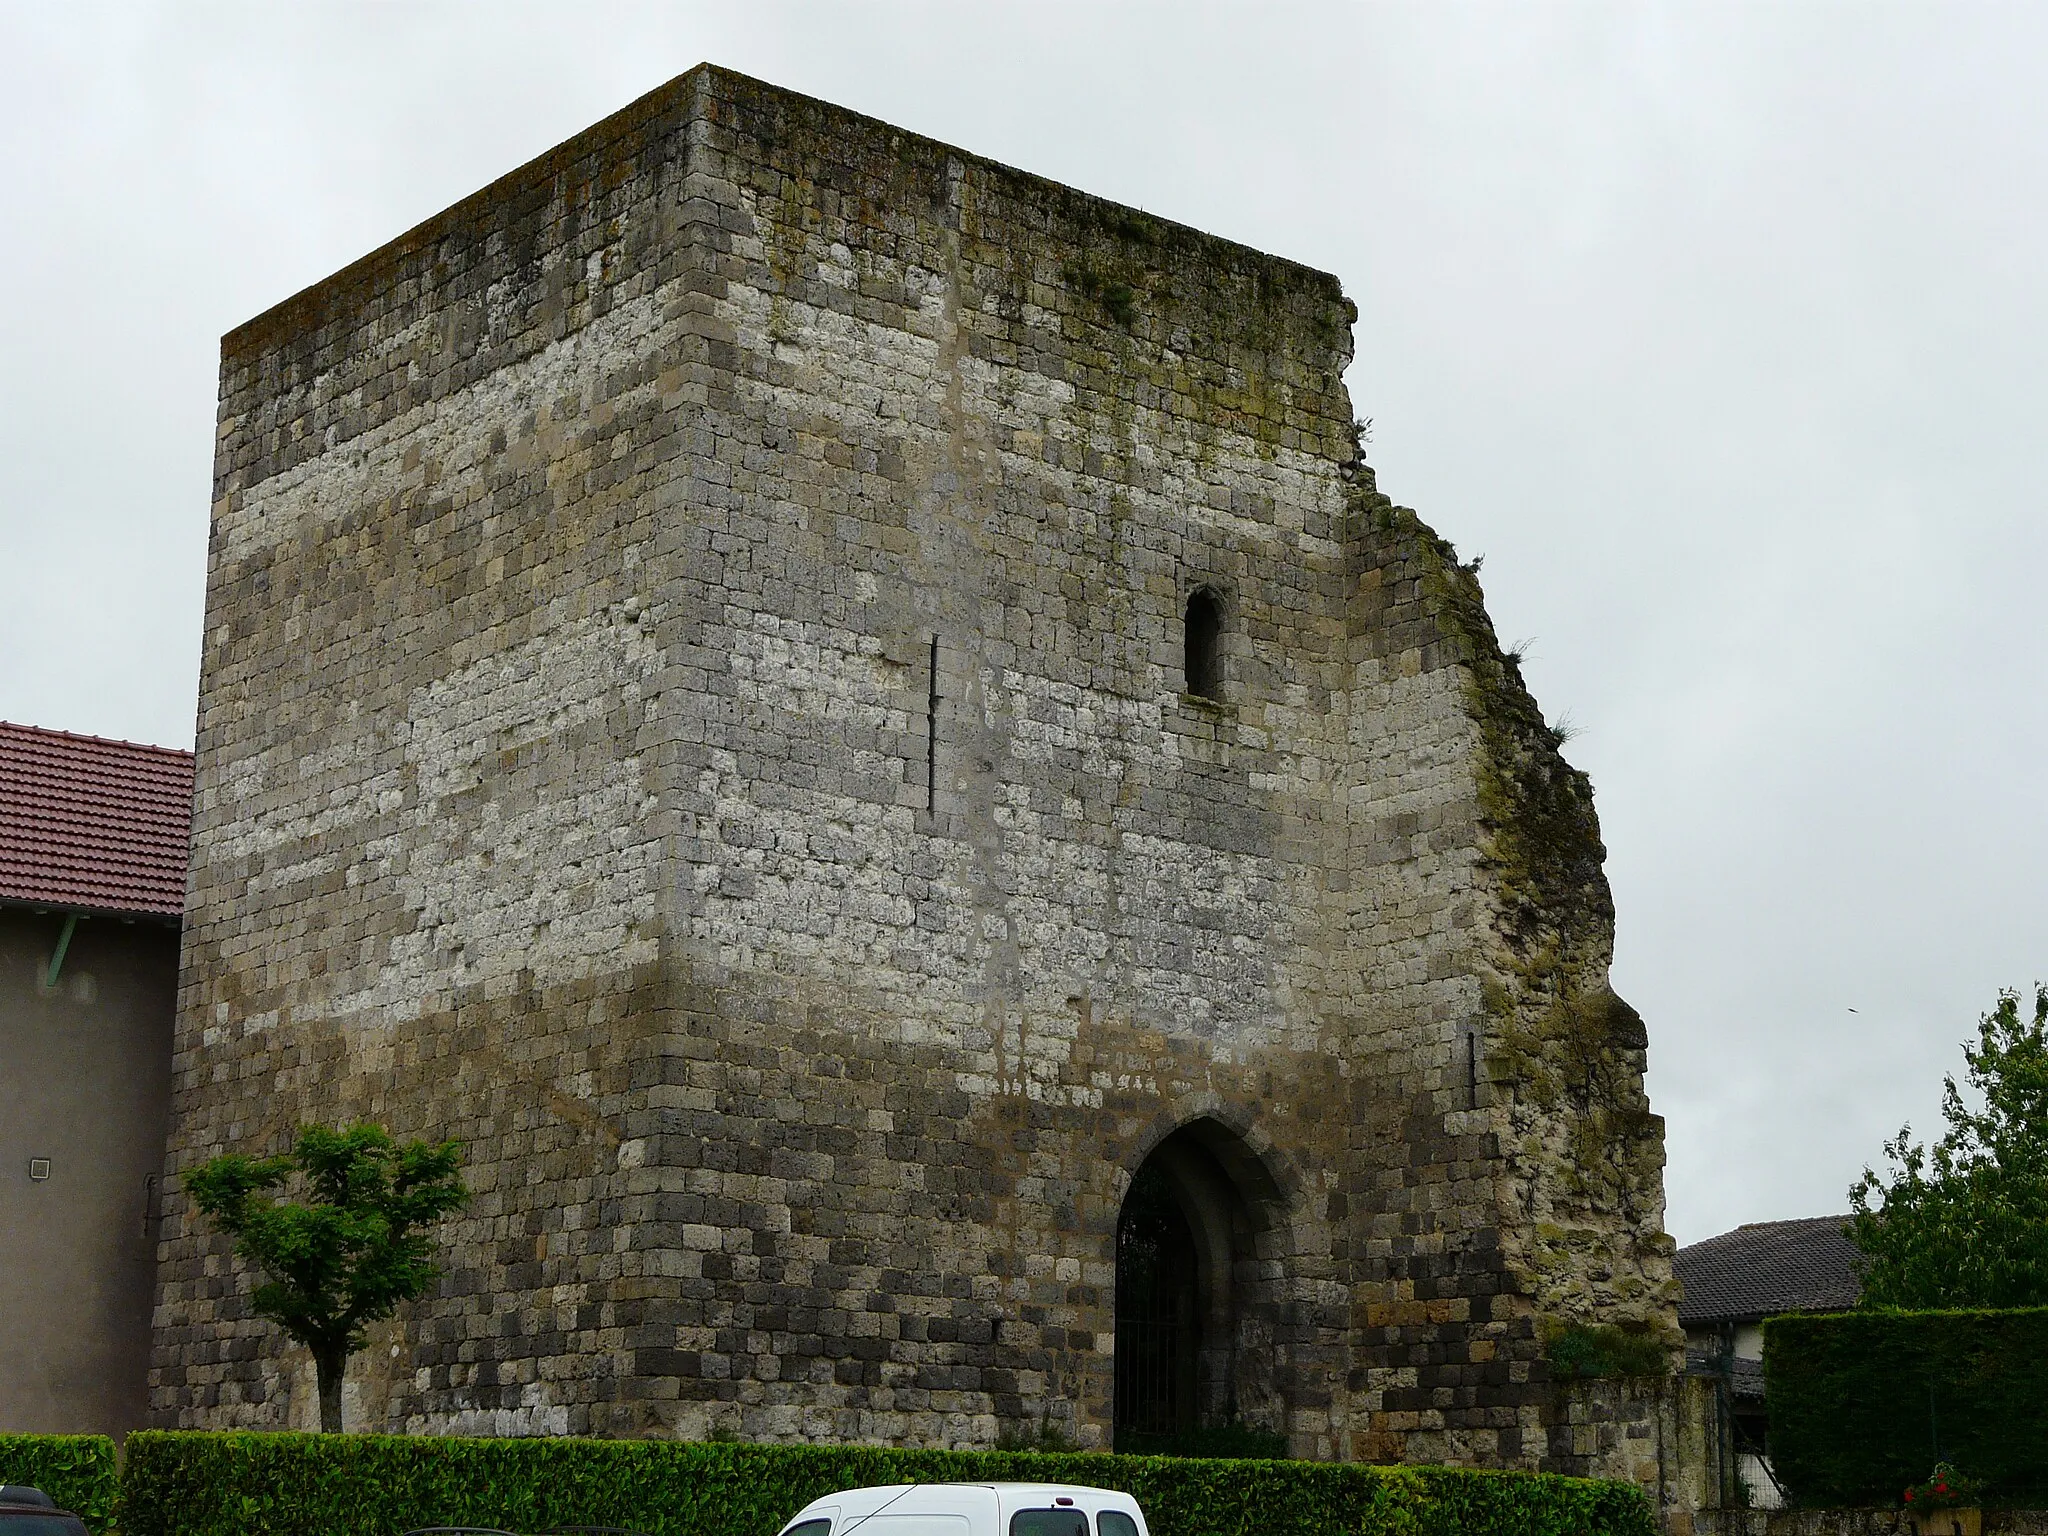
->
xmin=1184 ymin=588 xmax=1223 ymax=700
xmin=926 ymin=634 xmax=940 ymax=812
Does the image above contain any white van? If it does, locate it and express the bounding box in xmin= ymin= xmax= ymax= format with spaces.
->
xmin=776 ymin=1484 xmax=1151 ymax=1536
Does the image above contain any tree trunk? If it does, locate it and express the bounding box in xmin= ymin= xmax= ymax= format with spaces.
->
xmin=313 ymin=1344 xmax=346 ymax=1433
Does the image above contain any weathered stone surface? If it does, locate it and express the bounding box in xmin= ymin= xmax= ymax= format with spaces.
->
xmin=152 ymin=65 xmax=1677 ymax=1471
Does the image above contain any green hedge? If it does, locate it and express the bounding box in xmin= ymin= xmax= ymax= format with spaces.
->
xmin=0 ymin=1435 xmax=119 ymax=1531
xmin=119 ymin=1432 xmax=1654 ymax=1536
xmin=1765 ymin=1307 xmax=2048 ymax=1506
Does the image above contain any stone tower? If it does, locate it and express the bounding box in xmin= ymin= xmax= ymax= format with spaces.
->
xmin=152 ymin=65 xmax=1678 ymax=1469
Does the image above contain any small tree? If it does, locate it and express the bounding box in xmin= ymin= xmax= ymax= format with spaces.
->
xmin=1848 ymin=984 xmax=2048 ymax=1309
xmin=185 ymin=1122 xmax=468 ymax=1432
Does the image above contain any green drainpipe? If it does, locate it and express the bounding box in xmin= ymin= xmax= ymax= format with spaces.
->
xmin=45 ymin=913 xmax=77 ymax=988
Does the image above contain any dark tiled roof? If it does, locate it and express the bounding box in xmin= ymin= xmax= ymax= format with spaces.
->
xmin=0 ymin=722 xmax=193 ymax=921
xmin=1676 ymin=1215 xmax=1863 ymax=1324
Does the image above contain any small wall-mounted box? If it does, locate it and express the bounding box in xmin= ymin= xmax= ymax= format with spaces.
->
xmin=28 ymin=1158 xmax=51 ymax=1181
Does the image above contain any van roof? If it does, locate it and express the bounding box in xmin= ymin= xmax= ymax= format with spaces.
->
xmin=814 ymin=1484 xmax=1132 ymax=1495
xmin=793 ymin=1484 xmax=1138 ymax=1516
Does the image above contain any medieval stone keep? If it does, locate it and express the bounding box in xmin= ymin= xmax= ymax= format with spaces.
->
xmin=153 ymin=65 xmax=1679 ymax=1470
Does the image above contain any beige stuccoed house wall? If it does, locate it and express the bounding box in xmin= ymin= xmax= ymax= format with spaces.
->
xmin=0 ymin=909 xmax=177 ymax=1435
xmin=152 ymin=65 xmax=1678 ymax=1477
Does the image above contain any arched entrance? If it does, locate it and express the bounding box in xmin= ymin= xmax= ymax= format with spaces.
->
xmin=1114 ymin=1160 xmax=1200 ymax=1441
xmin=1113 ymin=1119 xmax=1285 ymax=1453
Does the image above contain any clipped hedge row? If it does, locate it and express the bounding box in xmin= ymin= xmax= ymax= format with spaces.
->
xmin=1765 ymin=1307 xmax=2048 ymax=1506
xmin=120 ymin=1432 xmax=1655 ymax=1536
xmin=0 ymin=1434 xmax=119 ymax=1531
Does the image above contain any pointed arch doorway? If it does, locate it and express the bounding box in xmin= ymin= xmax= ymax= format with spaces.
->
xmin=1112 ymin=1119 xmax=1285 ymax=1454
xmin=1114 ymin=1159 xmax=1200 ymax=1442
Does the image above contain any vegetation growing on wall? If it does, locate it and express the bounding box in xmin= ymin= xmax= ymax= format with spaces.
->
xmin=1544 ymin=1322 xmax=1670 ymax=1381
xmin=1406 ymin=534 xmax=1610 ymax=953
xmin=1062 ymin=260 xmax=1139 ymax=327
xmin=1343 ymin=475 xmax=1670 ymax=1337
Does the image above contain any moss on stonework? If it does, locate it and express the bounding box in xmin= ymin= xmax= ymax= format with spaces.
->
xmin=1363 ymin=512 xmax=1594 ymax=919
xmin=1420 ymin=567 xmax=1607 ymax=948
xmin=1544 ymin=1319 xmax=1672 ymax=1380
xmin=1344 ymin=484 xmax=1612 ymax=951
xmin=1061 ymin=260 xmax=1138 ymax=327
xmin=1485 ymin=965 xmax=1657 ymax=1220
xmin=1345 ymin=471 xmax=1669 ymax=1330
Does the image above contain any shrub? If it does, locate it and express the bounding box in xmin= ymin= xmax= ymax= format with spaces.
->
xmin=119 ymin=1431 xmax=1654 ymax=1536
xmin=0 ymin=1435 xmax=118 ymax=1532
xmin=1765 ymin=1308 xmax=2048 ymax=1506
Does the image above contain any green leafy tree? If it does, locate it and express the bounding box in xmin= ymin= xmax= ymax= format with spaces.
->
xmin=185 ymin=1123 xmax=468 ymax=1432
xmin=1848 ymin=985 xmax=2048 ymax=1308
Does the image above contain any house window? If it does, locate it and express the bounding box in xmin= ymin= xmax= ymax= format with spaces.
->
xmin=1184 ymin=588 xmax=1223 ymax=700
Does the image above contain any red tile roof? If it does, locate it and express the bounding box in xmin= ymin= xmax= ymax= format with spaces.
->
xmin=0 ymin=722 xmax=194 ymax=921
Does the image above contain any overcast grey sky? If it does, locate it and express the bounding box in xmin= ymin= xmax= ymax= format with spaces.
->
xmin=3 ymin=3 xmax=2042 ymax=1246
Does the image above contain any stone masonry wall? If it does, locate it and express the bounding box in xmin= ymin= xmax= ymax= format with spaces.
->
xmin=153 ymin=65 xmax=1675 ymax=1468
